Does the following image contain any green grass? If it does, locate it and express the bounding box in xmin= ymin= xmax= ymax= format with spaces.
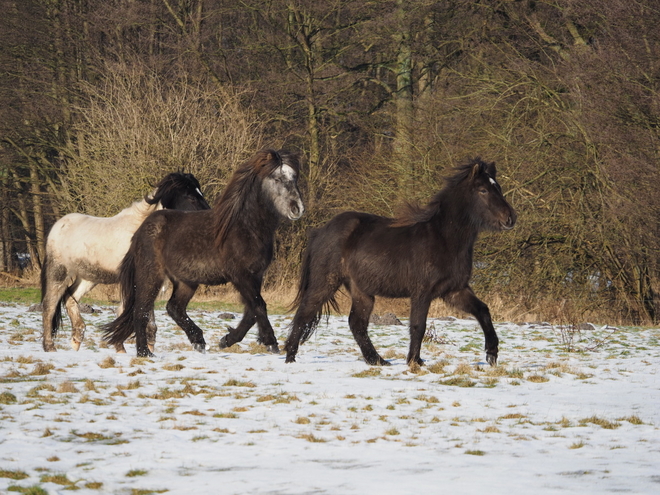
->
xmin=7 ymin=485 xmax=48 ymax=495
xmin=0 ymin=288 xmax=40 ymax=304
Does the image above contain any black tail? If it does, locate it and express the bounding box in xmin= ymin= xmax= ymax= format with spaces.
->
xmin=40 ymin=253 xmax=63 ymax=337
xmin=289 ymin=229 xmax=340 ymax=344
xmin=102 ymin=246 xmax=138 ymax=347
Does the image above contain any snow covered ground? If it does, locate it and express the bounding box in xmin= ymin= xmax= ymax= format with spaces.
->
xmin=0 ymin=302 xmax=658 ymax=494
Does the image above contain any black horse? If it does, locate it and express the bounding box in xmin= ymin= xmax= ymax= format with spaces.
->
xmin=103 ymin=149 xmax=305 ymax=357
xmin=41 ymin=172 xmax=210 ymax=353
xmin=285 ymin=158 xmax=516 ymax=367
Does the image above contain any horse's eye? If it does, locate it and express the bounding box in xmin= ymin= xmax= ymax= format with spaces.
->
xmin=479 ymin=188 xmax=488 ymax=195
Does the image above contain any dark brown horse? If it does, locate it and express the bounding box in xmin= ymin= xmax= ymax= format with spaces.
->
xmin=285 ymin=158 xmax=516 ymax=367
xmin=103 ymin=149 xmax=304 ymax=357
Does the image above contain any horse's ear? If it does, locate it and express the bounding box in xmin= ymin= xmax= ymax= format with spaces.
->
xmin=485 ymin=161 xmax=497 ymax=178
xmin=469 ymin=160 xmax=483 ymax=181
xmin=256 ymin=150 xmax=279 ymax=171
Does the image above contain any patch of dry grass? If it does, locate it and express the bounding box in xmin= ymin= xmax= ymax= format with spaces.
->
xmin=98 ymin=356 xmax=116 ymax=369
xmin=57 ymin=381 xmax=79 ymax=393
xmin=352 ymin=367 xmax=382 ymax=378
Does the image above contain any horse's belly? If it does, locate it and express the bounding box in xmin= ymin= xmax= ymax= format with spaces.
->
xmin=74 ymin=262 xmax=119 ymax=285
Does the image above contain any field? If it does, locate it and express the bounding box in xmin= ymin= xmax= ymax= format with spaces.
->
xmin=0 ymin=302 xmax=659 ymax=494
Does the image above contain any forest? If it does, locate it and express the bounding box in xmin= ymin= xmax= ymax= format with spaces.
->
xmin=1 ymin=0 xmax=659 ymax=325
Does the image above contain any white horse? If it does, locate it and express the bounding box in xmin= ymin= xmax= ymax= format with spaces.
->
xmin=41 ymin=172 xmax=210 ymax=353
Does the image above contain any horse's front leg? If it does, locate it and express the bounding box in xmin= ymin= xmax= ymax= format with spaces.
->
xmin=348 ymin=286 xmax=388 ymax=366
xmin=220 ymin=276 xmax=279 ymax=353
xmin=63 ymin=293 xmax=86 ymax=351
xmin=445 ymin=286 xmax=499 ymax=366
xmin=65 ymin=279 xmax=95 ymax=351
xmin=253 ymin=294 xmax=279 ymax=353
xmin=407 ymin=295 xmax=432 ymax=366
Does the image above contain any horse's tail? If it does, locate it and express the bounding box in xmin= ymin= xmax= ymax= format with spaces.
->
xmin=290 ymin=228 xmax=341 ymax=344
xmin=40 ymin=252 xmax=63 ymax=336
xmin=102 ymin=246 xmax=138 ymax=347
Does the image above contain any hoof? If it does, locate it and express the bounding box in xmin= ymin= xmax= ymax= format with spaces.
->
xmin=218 ymin=335 xmax=230 ymax=349
xmin=115 ymin=345 xmax=127 ymax=354
xmin=70 ymin=339 xmax=82 ymax=351
xmin=285 ymin=354 xmax=296 ymax=363
xmin=365 ymin=356 xmax=390 ymax=366
xmin=43 ymin=343 xmax=57 ymax=352
xmin=136 ymin=348 xmax=155 ymax=358
xmin=486 ymin=352 xmax=498 ymax=367
xmin=193 ymin=343 xmax=207 ymax=353
xmin=148 ymin=343 xmax=155 ymax=353
xmin=407 ymin=358 xmax=425 ymax=367
xmin=266 ymin=344 xmax=280 ymax=354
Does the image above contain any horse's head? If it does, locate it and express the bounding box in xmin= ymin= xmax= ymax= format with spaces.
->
xmin=147 ymin=172 xmax=210 ymax=211
xmin=259 ymin=150 xmax=305 ymax=221
xmin=463 ymin=159 xmax=517 ymax=231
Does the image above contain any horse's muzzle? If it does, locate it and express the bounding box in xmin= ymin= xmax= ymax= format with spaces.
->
xmin=288 ymin=201 xmax=304 ymax=220
xmin=500 ymin=212 xmax=517 ymax=230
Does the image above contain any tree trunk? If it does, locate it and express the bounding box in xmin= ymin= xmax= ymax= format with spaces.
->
xmin=29 ymin=161 xmax=45 ymax=267
xmin=0 ymin=173 xmax=9 ymax=272
xmin=393 ymin=0 xmax=413 ymax=189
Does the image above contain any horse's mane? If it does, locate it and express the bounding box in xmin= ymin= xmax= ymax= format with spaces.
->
xmin=213 ymin=149 xmax=299 ymax=247
xmin=392 ymin=158 xmax=490 ymax=227
xmin=145 ymin=172 xmax=202 ymax=208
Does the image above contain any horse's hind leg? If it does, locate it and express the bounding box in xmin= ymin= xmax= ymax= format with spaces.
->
xmin=445 ymin=286 xmax=499 ymax=366
xmin=283 ymin=293 xmax=324 ymax=362
xmin=285 ymin=275 xmax=344 ymax=363
xmin=42 ymin=278 xmax=69 ymax=352
xmin=348 ymin=286 xmax=388 ymax=366
xmin=166 ymin=281 xmax=206 ymax=353
xmin=65 ymin=279 xmax=96 ymax=351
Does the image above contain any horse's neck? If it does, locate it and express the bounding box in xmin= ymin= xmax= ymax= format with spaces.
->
xmin=432 ymin=197 xmax=480 ymax=250
xmin=241 ymin=199 xmax=279 ymax=238
xmin=118 ymin=199 xmax=160 ymax=222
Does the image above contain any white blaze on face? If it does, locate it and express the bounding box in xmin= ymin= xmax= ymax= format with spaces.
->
xmin=196 ymin=188 xmax=203 ymax=198
xmin=489 ymin=177 xmax=497 ymax=186
xmin=280 ymin=164 xmax=296 ymax=182
xmin=263 ymin=164 xmax=304 ymax=220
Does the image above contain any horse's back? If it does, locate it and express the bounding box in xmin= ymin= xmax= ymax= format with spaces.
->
xmin=315 ymin=210 xmax=434 ymax=298
xmin=45 ymin=207 xmax=150 ymax=278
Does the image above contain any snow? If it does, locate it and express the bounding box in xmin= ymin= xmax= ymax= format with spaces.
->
xmin=0 ymin=302 xmax=659 ymax=494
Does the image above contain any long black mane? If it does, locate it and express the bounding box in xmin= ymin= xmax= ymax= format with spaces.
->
xmin=212 ymin=149 xmax=299 ymax=247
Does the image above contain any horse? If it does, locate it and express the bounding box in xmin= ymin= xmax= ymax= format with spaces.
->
xmin=41 ymin=172 xmax=210 ymax=353
xmin=102 ymin=149 xmax=305 ymax=357
xmin=284 ymin=158 xmax=517 ymax=367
